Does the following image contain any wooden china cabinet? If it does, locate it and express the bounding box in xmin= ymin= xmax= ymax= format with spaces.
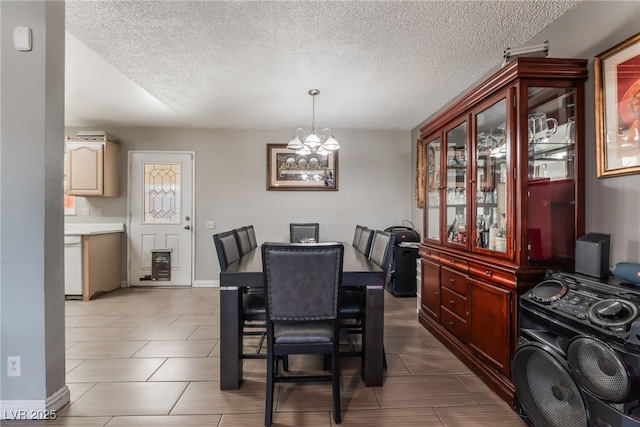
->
xmin=418 ymin=57 xmax=588 ymax=403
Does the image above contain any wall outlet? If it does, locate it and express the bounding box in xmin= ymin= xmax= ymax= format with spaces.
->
xmin=96 ymin=207 xmax=103 ymax=216
xmin=206 ymin=221 xmax=216 ymax=229
xmin=81 ymin=208 xmax=90 ymax=216
xmin=7 ymin=356 xmax=20 ymax=377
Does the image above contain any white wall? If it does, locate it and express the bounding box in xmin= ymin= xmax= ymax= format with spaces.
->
xmin=65 ymin=127 xmax=412 ymax=282
xmin=410 ymin=1 xmax=640 ymax=268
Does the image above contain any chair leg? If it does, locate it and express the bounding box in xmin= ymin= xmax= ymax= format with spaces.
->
xmin=265 ymin=353 xmax=276 ymax=426
xmin=383 ymin=345 xmax=387 ymax=369
xmin=331 ymin=352 xmax=341 ymax=424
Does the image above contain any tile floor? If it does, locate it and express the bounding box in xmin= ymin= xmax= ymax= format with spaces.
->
xmin=4 ymin=287 xmax=526 ymax=426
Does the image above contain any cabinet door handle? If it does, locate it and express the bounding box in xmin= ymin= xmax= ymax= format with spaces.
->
xmin=435 ymin=291 xmax=439 ymax=295
xmin=485 ymin=270 xmax=492 ymax=276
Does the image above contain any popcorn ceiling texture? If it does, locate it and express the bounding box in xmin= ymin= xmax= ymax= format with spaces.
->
xmin=65 ymin=0 xmax=579 ymax=131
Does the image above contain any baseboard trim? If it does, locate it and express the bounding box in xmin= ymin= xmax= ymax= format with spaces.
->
xmin=193 ymin=280 xmax=219 ymax=288
xmin=0 ymin=385 xmax=69 ymax=420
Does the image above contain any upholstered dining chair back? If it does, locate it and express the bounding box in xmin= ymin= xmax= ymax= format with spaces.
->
xmin=368 ymin=230 xmax=396 ymax=287
xmin=246 ymin=225 xmax=257 ymax=249
xmin=235 ymin=226 xmax=252 ymax=256
xmin=213 ymin=230 xmax=240 ymax=270
xmin=289 ymin=222 xmax=320 ymax=243
xmin=263 ymin=243 xmax=342 ymax=320
xmin=356 ymin=227 xmax=374 ymax=257
xmin=352 ymin=224 xmax=366 ymax=247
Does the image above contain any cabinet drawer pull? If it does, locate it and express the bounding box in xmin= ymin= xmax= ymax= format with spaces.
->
xmin=449 ymin=278 xmax=455 ymax=283
xmin=449 ymin=300 xmax=455 ymax=304
xmin=435 ymin=291 xmax=439 ymax=295
xmin=448 ymin=321 xmax=454 ymax=325
xmin=449 ymin=259 xmax=455 ymax=264
xmin=485 ymin=270 xmax=492 ymax=276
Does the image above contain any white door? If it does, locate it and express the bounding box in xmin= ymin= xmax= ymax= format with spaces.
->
xmin=129 ymin=151 xmax=194 ymax=286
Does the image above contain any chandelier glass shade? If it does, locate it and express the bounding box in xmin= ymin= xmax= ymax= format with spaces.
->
xmin=287 ymin=89 xmax=340 ymax=155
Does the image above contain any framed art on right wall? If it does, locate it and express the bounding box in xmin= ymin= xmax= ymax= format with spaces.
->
xmin=595 ymin=32 xmax=640 ymax=178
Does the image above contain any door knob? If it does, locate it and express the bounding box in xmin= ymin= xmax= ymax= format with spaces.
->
xmin=185 ymin=216 xmax=191 ymax=221
xmin=184 ymin=225 xmax=191 ymax=230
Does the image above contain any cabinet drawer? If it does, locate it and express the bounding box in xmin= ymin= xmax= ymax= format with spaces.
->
xmin=441 ymin=267 xmax=468 ymax=296
xmin=439 ymin=254 xmax=468 ymax=272
xmin=422 ymin=248 xmax=440 ymax=262
xmin=441 ymin=286 xmax=468 ymax=319
xmin=468 ymin=262 xmax=514 ymax=288
xmin=440 ymin=306 xmax=468 ymax=343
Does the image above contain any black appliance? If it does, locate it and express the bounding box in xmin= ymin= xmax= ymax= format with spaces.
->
xmin=384 ymin=226 xmax=420 ymax=297
xmin=513 ymin=270 xmax=640 ymax=427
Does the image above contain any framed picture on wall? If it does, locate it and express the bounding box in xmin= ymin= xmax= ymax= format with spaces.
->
xmin=266 ymin=144 xmax=338 ymax=191
xmin=595 ymin=32 xmax=640 ymax=178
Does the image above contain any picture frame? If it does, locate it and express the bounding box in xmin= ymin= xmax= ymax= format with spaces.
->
xmin=595 ymin=32 xmax=640 ymax=178
xmin=415 ymin=139 xmax=425 ymax=208
xmin=266 ymin=143 xmax=338 ymax=191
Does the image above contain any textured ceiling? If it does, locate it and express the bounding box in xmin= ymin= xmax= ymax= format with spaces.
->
xmin=64 ymin=0 xmax=580 ymax=131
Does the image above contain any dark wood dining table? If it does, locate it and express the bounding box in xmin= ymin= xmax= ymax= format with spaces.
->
xmin=219 ymin=242 xmax=385 ymax=390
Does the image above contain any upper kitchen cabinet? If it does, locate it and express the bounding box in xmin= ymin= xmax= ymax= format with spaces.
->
xmin=66 ymin=133 xmax=120 ymax=197
xmin=417 ymin=57 xmax=588 ymax=403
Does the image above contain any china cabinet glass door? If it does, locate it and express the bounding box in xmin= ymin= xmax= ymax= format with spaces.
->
xmin=424 ymin=136 xmax=441 ymax=242
xmin=444 ymin=121 xmax=468 ymax=247
xmin=526 ymin=86 xmax=577 ymax=264
xmin=473 ymin=98 xmax=509 ymax=255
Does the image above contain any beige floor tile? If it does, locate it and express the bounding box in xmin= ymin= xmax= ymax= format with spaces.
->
xmin=66 ymin=382 xmax=98 ymax=403
xmin=380 ymin=353 xmax=411 ymax=377
xmin=65 ymin=359 xmax=85 ymax=373
xmin=382 ymin=335 xmax=431 ymax=353
xmin=158 ymin=304 xmax=217 ymax=315
xmin=66 ymin=341 xmax=148 ymax=359
xmin=221 ymin=411 xmax=331 ymax=427
xmin=146 ymin=296 xmax=204 ymax=306
xmin=398 ymin=352 xmax=472 ymax=375
xmin=65 ymin=341 xmax=79 ymax=350
xmin=1 ymin=417 xmax=110 ymax=426
xmin=59 ymin=382 xmax=188 ymax=417
xmin=65 ymin=315 xmax=124 ymax=327
xmin=336 ymin=407 xmax=444 ymax=426
xmin=65 ymin=358 xmax=166 ymax=382
xmin=188 ymin=325 xmax=220 ymax=340
xmin=434 ymin=404 xmax=528 ymax=426
xmin=65 ymin=327 xmax=134 ymax=342
xmin=104 ymin=415 xmax=222 ymax=426
xmin=169 ymin=314 xmax=220 ymax=326
xmin=149 ymin=357 xmax=220 ymax=381
xmin=65 ymin=302 xmax=116 ymax=316
xmin=121 ymin=325 xmax=197 ymax=340
xmin=132 ymin=339 xmax=217 ymax=358
xmin=170 ymin=380 xmax=267 ymax=415
xmin=374 ymin=375 xmax=476 ymax=409
xmin=109 ymin=314 xmax=180 ymax=327
xmin=100 ymin=305 xmax=167 ymax=316
xmin=277 ymin=381 xmax=379 ymax=413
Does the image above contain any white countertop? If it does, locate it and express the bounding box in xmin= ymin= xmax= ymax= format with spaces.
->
xmin=64 ymin=223 xmax=125 ymax=236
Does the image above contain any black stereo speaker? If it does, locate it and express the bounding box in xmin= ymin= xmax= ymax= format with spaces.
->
xmin=575 ymin=233 xmax=610 ymax=278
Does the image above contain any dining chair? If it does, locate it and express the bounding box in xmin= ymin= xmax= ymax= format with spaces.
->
xmin=213 ymin=230 xmax=267 ymax=359
xmin=352 ymin=224 xmax=366 ymax=247
xmin=235 ymin=226 xmax=253 ymax=256
xmin=340 ymin=230 xmax=395 ymax=366
xmin=246 ymin=225 xmax=257 ymax=249
xmin=289 ymin=222 xmax=320 ymax=243
xmin=355 ymin=227 xmax=374 ymax=257
xmin=261 ymin=242 xmax=344 ymax=426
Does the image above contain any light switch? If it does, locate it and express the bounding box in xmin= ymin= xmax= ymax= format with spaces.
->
xmin=14 ymin=27 xmax=32 ymax=52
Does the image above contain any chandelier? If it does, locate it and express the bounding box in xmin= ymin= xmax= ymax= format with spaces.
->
xmin=287 ymin=89 xmax=340 ymax=155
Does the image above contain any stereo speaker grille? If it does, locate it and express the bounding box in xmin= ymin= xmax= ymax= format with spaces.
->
xmin=512 ymin=343 xmax=588 ymax=427
xmin=567 ymin=336 xmax=630 ymax=402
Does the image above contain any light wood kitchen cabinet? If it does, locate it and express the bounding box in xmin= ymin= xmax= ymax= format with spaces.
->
xmin=417 ymin=57 xmax=588 ymax=404
xmin=66 ymin=134 xmax=120 ymax=197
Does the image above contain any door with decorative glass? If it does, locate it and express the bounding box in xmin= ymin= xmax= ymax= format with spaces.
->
xmin=129 ymin=152 xmax=194 ymax=286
